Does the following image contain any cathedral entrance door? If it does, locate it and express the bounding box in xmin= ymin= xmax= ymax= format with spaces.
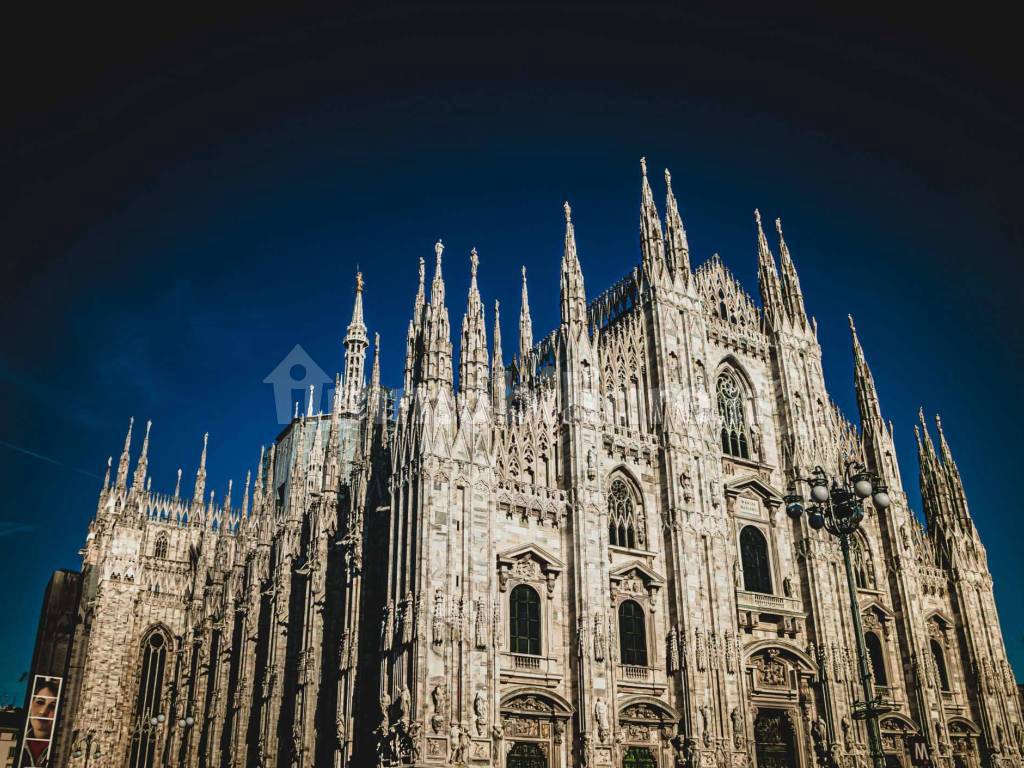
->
xmin=753 ymin=709 xmax=797 ymax=768
xmin=508 ymin=741 xmax=547 ymax=768
xmin=623 ymin=745 xmax=657 ymax=767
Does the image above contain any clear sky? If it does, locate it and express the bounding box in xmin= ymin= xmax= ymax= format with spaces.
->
xmin=1 ymin=5 xmax=1021 ymax=700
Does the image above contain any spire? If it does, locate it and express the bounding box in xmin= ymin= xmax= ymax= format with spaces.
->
xmin=850 ymin=315 xmax=883 ymax=426
xmin=132 ymin=420 xmax=152 ymax=491
xmin=934 ymin=414 xmax=957 ymax=468
xmin=491 ymin=300 xmax=506 ymax=418
xmin=341 ymin=271 xmax=370 ymax=412
xmin=102 ymin=456 xmax=112 ymax=492
xmin=174 ymin=468 xmax=182 ymax=500
xmin=518 ymin=266 xmax=534 ymax=375
xmin=422 ymin=240 xmax=454 ymax=388
xmin=115 ymin=417 xmax=134 ymax=489
xmin=755 ymin=209 xmax=785 ymax=325
xmin=459 ymin=248 xmax=489 ymax=395
xmin=193 ymin=432 xmax=209 ymax=505
xmin=242 ymin=470 xmax=251 ymax=517
xmin=918 ymin=407 xmax=937 ymax=463
xmin=776 ymin=218 xmax=809 ymax=328
xmin=371 ymin=333 xmax=381 ymax=390
xmin=560 ymin=201 xmax=587 ymax=329
xmin=663 ymin=168 xmax=691 ymax=279
xmin=224 ymin=478 xmax=233 ymax=513
xmin=639 ymin=157 xmax=666 ymax=279
xmin=307 ymin=384 xmax=315 ymax=417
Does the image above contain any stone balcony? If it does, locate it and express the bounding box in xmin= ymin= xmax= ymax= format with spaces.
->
xmin=499 ymin=652 xmax=562 ymax=685
xmin=736 ymin=589 xmax=805 ymax=636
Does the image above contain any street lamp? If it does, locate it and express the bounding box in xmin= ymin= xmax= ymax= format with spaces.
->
xmin=72 ymin=729 xmax=101 ymax=766
xmin=784 ymin=460 xmax=893 ymax=768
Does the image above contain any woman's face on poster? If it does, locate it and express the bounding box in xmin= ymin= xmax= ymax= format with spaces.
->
xmin=29 ymin=685 xmax=57 ymax=738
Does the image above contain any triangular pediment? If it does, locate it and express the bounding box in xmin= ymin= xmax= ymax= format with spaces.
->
xmin=724 ymin=474 xmax=784 ymax=504
xmin=609 ymin=559 xmax=664 ymax=587
xmin=497 ymin=543 xmax=565 ymax=574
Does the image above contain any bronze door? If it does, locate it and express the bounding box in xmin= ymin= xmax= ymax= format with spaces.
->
xmin=754 ymin=709 xmax=797 ymax=768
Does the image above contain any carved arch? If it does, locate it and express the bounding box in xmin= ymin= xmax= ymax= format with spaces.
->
xmin=500 ymin=687 xmax=574 ymax=717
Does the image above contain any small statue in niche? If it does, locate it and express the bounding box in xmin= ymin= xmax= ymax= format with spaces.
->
xmin=587 ymin=446 xmax=597 ymax=480
xmin=594 ymin=699 xmax=610 ymax=743
xmin=783 ymin=575 xmax=793 ymax=597
xmin=474 ymin=690 xmax=487 ymax=735
xmin=731 ymin=708 xmax=744 ymax=749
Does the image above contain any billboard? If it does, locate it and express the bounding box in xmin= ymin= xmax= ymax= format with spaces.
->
xmin=19 ymin=675 xmax=62 ymax=768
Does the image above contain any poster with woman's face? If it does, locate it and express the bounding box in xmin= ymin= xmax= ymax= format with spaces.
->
xmin=20 ymin=675 xmax=62 ymax=768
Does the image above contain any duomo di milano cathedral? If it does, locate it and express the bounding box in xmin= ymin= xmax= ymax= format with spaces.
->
xmin=51 ymin=160 xmax=1021 ymax=768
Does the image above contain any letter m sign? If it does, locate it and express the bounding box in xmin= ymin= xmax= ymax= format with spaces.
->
xmin=908 ymin=736 xmax=932 ymax=767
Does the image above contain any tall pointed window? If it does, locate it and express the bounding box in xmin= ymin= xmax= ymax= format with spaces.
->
xmin=930 ymin=639 xmax=950 ymax=691
xmin=128 ymin=630 xmax=168 ymax=768
xmin=865 ymin=632 xmax=888 ymax=686
xmin=740 ymin=526 xmax=772 ymax=594
xmin=509 ymin=585 xmax=541 ymax=655
xmin=607 ymin=478 xmax=646 ymax=549
xmin=618 ymin=600 xmax=648 ymax=666
xmin=717 ymin=371 xmax=750 ymax=459
xmin=154 ymin=533 xmax=168 ymax=560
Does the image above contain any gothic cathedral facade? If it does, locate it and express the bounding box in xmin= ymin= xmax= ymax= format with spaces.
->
xmin=51 ymin=162 xmax=1021 ymax=768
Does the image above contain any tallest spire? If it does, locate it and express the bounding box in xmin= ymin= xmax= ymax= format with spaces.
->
xmin=755 ymin=209 xmax=785 ymax=326
xmin=115 ymin=417 xmax=134 ymax=489
xmin=663 ymin=168 xmax=691 ymax=280
xmin=639 ymin=157 xmax=666 ymax=281
xmin=422 ymin=240 xmax=454 ymax=387
xmin=519 ymin=266 xmax=534 ymax=371
xmin=341 ymin=271 xmax=370 ymax=411
xmin=560 ymin=202 xmax=587 ymax=330
xmin=775 ymin=218 xmax=809 ymax=329
xmin=458 ymin=248 xmax=488 ymax=395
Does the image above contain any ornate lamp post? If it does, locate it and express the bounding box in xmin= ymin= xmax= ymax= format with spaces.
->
xmin=72 ymin=728 xmax=101 ymax=766
xmin=784 ymin=460 xmax=893 ymax=768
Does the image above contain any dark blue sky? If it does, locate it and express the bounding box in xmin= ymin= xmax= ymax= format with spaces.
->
xmin=1 ymin=5 xmax=1021 ymax=699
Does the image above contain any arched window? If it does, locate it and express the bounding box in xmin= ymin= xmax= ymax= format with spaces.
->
xmin=740 ymin=526 xmax=772 ymax=594
xmin=865 ymin=631 xmax=887 ymax=686
xmin=717 ymin=371 xmax=751 ymax=459
xmin=509 ymin=585 xmax=541 ymax=656
xmin=154 ymin=533 xmax=168 ymax=559
xmin=618 ymin=600 xmax=648 ymax=667
xmin=128 ymin=630 xmax=168 ymax=768
xmin=930 ymin=639 xmax=950 ymax=691
xmin=607 ymin=478 xmax=646 ymax=549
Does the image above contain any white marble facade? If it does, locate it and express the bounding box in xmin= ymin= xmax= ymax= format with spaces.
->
xmin=53 ymin=162 xmax=1021 ymax=768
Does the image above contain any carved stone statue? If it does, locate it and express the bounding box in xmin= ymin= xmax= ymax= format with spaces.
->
xmin=593 ymin=612 xmax=606 ymax=662
xmin=594 ymin=699 xmax=610 ymax=743
xmin=432 ymin=590 xmax=445 ymax=646
xmin=430 ymin=683 xmax=447 ymax=734
xmin=731 ymin=707 xmax=744 ymax=749
xmin=474 ymin=690 xmax=487 ymax=735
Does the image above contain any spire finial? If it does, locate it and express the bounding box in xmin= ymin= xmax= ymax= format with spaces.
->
xmin=470 ymin=247 xmax=479 ymax=277
xmin=356 ymin=271 xmax=364 ymax=293
xmin=664 ymin=168 xmax=672 ymax=187
xmin=435 ymin=239 xmax=444 ymax=264
xmin=174 ymin=468 xmax=182 ymax=499
xmin=564 ymin=200 xmax=572 ymax=223
xmin=102 ymin=456 xmax=112 ymax=492
xmin=418 ymin=256 xmax=425 ymax=287
xmin=640 ymin=156 xmax=647 ymax=176
xmin=754 ymin=208 xmax=763 ymax=227
xmin=848 ymin=313 xmax=857 ymax=334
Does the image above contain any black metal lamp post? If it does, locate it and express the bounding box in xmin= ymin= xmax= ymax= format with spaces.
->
xmin=784 ymin=460 xmax=893 ymax=768
xmin=72 ymin=728 xmax=101 ymax=766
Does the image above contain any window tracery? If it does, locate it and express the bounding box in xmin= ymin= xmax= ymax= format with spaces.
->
xmin=128 ymin=630 xmax=168 ymax=768
xmin=153 ymin=533 xmax=168 ymax=560
xmin=717 ymin=371 xmax=750 ymax=459
xmin=618 ymin=600 xmax=648 ymax=667
xmin=607 ymin=478 xmax=646 ymax=549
